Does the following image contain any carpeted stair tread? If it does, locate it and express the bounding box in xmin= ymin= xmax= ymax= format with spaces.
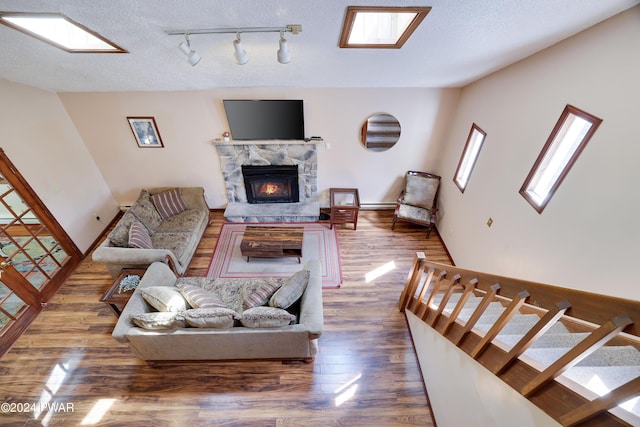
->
xmin=562 ymin=365 xmax=640 ymax=392
xmin=577 ymin=346 xmax=640 ymax=367
xmin=497 ymin=332 xmax=590 ymax=349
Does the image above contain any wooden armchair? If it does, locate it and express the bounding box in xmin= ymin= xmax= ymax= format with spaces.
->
xmin=391 ymin=171 xmax=441 ymax=238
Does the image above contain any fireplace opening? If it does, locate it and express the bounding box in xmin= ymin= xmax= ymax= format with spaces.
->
xmin=242 ymin=165 xmax=300 ymax=204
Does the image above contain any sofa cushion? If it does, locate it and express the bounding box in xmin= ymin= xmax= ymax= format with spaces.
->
xmin=130 ymin=312 xmax=186 ymax=330
xmin=240 ymin=306 xmax=296 ymax=328
xmin=177 ymin=283 xmax=227 ymax=309
xmin=183 ymin=308 xmax=239 ymax=328
xmin=107 ymin=211 xmax=137 ymax=247
xmin=140 ymin=286 xmax=189 ymax=312
xmin=129 ymin=190 xmax=163 ymax=231
xmin=129 ymin=220 xmax=153 ymax=249
xmin=152 ymin=188 xmax=188 ymax=219
xmin=269 ymin=269 xmax=310 ymax=309
xmin=154 ymin=209 xmax=207 ymax=234
xmin=150 ymin=232 xmax=190 ymax=261
xmin=243 ymin=281 xmax=282 ymax=310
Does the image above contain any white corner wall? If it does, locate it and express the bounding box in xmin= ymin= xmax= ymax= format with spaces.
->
xmin=58 ymin=87 xmax=460 ymax=208
xmin=407 ymin=312 xmax=561 ymax=427
xmin=0 ymin=79 xmax=118 ymax=253
xmin=436 ymin=6 xmax=640 ymax=301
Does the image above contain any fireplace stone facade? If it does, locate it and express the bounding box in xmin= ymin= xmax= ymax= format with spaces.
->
xmin=215 ymin=142 xmax=320 ymax=222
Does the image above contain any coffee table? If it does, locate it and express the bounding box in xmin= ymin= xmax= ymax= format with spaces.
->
xmin=240 ymin=226 xmax=304 ymax=263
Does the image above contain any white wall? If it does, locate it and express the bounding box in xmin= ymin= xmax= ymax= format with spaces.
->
xmin=436 ymin=6 xmax=640 ymax=300
xmin=0 ymin=78 xmax=118 ymax=253
xmin=58 ymin=88 xmax=460 ymax=208
xmin=407 ymin=312 xmax=561 ymax=427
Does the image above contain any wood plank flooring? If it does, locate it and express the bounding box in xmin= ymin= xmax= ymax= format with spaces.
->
xmin=0 ymin=210 xmax=452 ymax=426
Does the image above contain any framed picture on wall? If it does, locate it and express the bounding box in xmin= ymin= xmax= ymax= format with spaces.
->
xmin=127 ymin=117 xmax=164 ymax=148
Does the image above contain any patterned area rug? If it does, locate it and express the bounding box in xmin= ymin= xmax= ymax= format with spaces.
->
xmin=207 ymin=223 xmax=342 ymax=288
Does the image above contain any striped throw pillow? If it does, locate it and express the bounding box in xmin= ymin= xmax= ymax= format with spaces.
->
xmin=151 ymin=188 xmax=188 ymax=219
xmin=243 ymin=282 xmax=282 ymax=309
xmin=128 ymin=220 xmax=153 ymax=249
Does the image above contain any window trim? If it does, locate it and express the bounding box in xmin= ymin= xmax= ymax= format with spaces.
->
xmin=453 ymin=123 xmax=487 ymax=193
xmin=519 ymin=104 xmax=602 ymax=213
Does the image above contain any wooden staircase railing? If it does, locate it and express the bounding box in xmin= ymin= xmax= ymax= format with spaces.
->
xmin=399 ymin=253 xmax=640 ymax=427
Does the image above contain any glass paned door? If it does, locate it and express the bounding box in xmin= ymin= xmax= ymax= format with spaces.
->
xmin=0 ymin=178 xmax=70 ymax=293
xmin=0 ymin=148 xmax=84 ymax=358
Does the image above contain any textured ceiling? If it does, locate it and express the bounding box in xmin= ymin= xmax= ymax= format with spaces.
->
xmin=0 ymin=0 xmax=638 ymax=92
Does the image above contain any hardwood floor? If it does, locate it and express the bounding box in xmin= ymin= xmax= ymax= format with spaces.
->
xmin=0 ymin=210 xmax=452 ymax=426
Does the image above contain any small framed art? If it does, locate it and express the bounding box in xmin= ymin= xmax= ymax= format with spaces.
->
xmin=127 ymin=117 xmax=164 ymax=148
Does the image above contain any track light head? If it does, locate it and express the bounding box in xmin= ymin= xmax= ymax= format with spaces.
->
xmin=233 ymin=34 xmax=248 ymax=65
xmin=277 ymin=35 xmax=291 ymax=64
xmin=179 ymin=35 xmax=200 ymax=66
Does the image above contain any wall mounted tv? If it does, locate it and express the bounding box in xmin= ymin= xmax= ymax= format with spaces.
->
xmin=223 ymin=99 xmax=305 ymax=141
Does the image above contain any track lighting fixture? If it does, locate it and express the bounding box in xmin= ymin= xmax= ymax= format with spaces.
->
xmin=178 ymin=34 xmax=201 ymax=66
xmin=233 ymin=33 xmax=248 ymax=65
xmin=167 ymin=24 xmax=302 ymax=65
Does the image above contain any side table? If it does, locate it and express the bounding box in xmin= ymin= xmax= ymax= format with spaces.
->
xmin=330 ymin=188 xmax=361 ymax=230
xmin=101 ymin=268 xmax=147 ymax=317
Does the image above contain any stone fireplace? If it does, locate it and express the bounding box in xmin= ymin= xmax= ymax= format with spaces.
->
xmin=215 ymin=142 xmax=320 ymax=222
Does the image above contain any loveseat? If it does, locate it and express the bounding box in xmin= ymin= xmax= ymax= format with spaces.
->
xmin=112 ymin=259 xmax=323 ymax=364
xmin=93 ymin=187 xmax=209 ymax=278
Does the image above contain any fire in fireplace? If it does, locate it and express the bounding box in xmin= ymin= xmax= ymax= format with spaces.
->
xmin=242 ymin=165 xmax=300 ymax=204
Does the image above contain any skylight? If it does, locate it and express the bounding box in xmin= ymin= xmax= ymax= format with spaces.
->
xmin=0 ymin=13 xmax=126 ymax=53
xmin=339 ymin=6 xmax=431 ymax=48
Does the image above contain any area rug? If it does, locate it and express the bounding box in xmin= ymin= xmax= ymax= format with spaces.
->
xmin=207 ymin=223 xmax=342 ymax=288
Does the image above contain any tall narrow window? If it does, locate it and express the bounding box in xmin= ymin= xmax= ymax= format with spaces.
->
xmin=454 ymin=124 xmax=486 ymax=193
xmin=520 ymin=105 xmax=602 ymax=213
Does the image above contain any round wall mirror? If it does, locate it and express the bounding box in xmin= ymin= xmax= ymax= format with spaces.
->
xmin=361 ymin=113 xmax=401 ymax=152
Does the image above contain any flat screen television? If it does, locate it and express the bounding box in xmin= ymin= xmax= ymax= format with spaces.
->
xmin=223 ymin=99 xmax=304 ymax=141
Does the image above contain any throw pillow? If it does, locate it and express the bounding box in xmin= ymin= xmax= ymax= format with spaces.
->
xmin=183 ymin=308 xmax=239 ymax=328
xmin=151 ymin=188 xmax=188 ymax=219
xmin=240 ymin=306 xmax=296 ymax=328
xmin=130 ymin=312 xmax=186 ymax=330
xmin=107 ymin=211 xmax=136 ymax=247
xmin=140 ymin=286 xmax=190 ymax=312
xmin=402 ymin=174 xmax=438 ymax=210
xmin=176 ymin=283 xmax=227 ymax=309
xmin=129 ymin=190 xmax=163 ymax=231
xmin=243 ymin=281 xmax=282 ymax=310
xmin=269 ymin=269 xmax=310 ymax=309
xmin=128 ymin=220 xmax=153 ymax=249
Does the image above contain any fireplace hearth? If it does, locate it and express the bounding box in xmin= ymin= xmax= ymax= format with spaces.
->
xmin=242 ymin=165 xmax=300 ymax=204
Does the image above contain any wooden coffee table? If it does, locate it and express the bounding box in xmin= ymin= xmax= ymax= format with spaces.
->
xmin=240 ymin=226 xmax=303 ymax=263
xmin=101 ymin=268 xmax=147 ymax=317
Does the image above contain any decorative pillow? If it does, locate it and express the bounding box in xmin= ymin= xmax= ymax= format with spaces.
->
xmin=183 ymin=308 xmax=239 ymax=328
xmin=269 ymin=269 xmax=310 ymax=309
xmin=129 ymin=190 xmax=163 ymax=231
xmin=177 ymin=283 xmax=227 ymax=309
xmin=243 ymin=281 xmax=282 ymax=309
xmin=130 ymin=312 xmax=186 ymax=330
xmin=240 ymin=306 xmax=296 ymax=328
xmin=402 ymin=174 xmax=439 ymax=210
xmin=152 ymin=188 xmax=188 ymax=219
xmin=140 ymin=286 xmax=190 ymax=312
xmin=128 ymin=220 xmax=153 ymax=249
xmin=107 ymin=211 xmax=137 ymax=247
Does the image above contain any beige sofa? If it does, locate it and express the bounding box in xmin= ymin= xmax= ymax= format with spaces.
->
xmin=112 ymin=260 xmax=323 ymax=364
xmin=93 ymin=187 xmax=209 ymax=278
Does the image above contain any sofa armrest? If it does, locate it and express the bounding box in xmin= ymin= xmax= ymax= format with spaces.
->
xmin=112 ymin=262 xmax=178 ymax=343
xmin=299 ymin=259 xmax=324 ymax=340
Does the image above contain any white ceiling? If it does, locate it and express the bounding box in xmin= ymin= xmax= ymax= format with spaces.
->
xmin=0 ymin=0 xmax=638 ymax=92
